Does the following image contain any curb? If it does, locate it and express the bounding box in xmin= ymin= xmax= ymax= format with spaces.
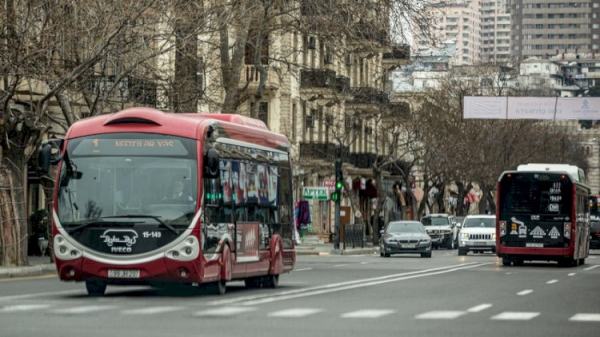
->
xmin=296 ymin=247 xmax=378 ymax=256
xmin=0 ymin=264 xmax=56 ymax=279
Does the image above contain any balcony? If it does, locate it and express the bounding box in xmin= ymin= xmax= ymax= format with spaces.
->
xmin=353 ymin=22 xmax=388 ymax=45
xmin=349 ymin=87 xmax=389 ymax=105
xmin=348 ymin=152 xmax=379 ymax=169
xmin=301 ymin=69 xmax=337 ymax=89
xmin=383 ymin=45 xmax=410 ymax=60
xmin=299 ymin=142 xmax=349 ymax=162
xmin=240 ymin=65 xmax=280 ymax=90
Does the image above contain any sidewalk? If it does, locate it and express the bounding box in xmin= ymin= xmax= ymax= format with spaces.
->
xmin=0 ymin=256 xmax=56 ymax=279
xmin=295 ymin=235 xmax=379 ymax=256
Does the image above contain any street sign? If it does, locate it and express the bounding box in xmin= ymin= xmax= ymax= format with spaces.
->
xmin=303 ymin=187 xmax=329 ymax=200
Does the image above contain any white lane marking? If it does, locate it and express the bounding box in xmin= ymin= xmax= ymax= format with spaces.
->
xmin=415 ymin=310 xmax=466 ymax=319
xmin=517 ymin=289 xmax=533 ymax=296
xmin=240 ymin=263 xmax=488 ymax=306
xmin=194 ymin=306 xmax=256 ymax=317
xmin=505 ymin=272 xmax=512 ymax=275
xmin=342 ymin=309 xmax=395 ymax=318
xmin=467 ymin=304 xmax=493 ymax=313
xmin=0 ymin=304 xmax=51 ymax=312
xmin=293 ymin=268 xmax=313 ymax=272
xmin=583 ymin=265 xmax=600 ymax=271
xmin=0 ymin=289 xmax=82 ymax=302
xmin=546 ymin=279 xmax=559 ymax=284
xmin=568 ymin=273 xmax=576 ymax=277
xmin=209 ymin=262 xmax=482 ymax=306
xmin=52 ymin=305 xmax=115 ymax=315
xmin=569 ymin=313 xmax=600 ymax=322
xmin=491 ymin=312 xmax=540 ymax=320
xmin=360 ymin=262 xmax=368 ymax=265
xmin=268 ymin=308 xmax=322 ymax=318
xmin=333 ymin=264 xmax=349 ymax=267
xmin=122 ymin=306 xmax=183 ymax=315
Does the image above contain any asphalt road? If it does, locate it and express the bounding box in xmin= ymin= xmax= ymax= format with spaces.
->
xmin=1 ymin=250 xmax=600 ymax=337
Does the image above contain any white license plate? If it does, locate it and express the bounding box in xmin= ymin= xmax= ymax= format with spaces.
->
xmin=108 ymin=269 xmax=140 ymax=278
xmin=525 ymin=243 xmax=544 ymax=248
xmin=475 ymin=241 xmax=487 ymax=246
xmin=401 ymin=244 xmax=416 ymax=249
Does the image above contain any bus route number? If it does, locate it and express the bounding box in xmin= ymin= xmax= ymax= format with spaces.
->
xmin=142 ymin=231 xmax=162 ymax=239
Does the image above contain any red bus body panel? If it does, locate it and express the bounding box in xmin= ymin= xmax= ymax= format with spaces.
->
xmin=52 ymin=107 xmax=295 ymax=285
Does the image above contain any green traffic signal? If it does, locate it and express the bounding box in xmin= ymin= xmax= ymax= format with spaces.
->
xmin=335 ymin=181 xmax=343 ymax=190
xmin=331 ymin=191 xmax=339 ymax=201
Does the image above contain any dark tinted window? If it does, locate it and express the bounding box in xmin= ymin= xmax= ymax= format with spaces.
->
xmin=500 ymin=173 xmax=572 ymax=215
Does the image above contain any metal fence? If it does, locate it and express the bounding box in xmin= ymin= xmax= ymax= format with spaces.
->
xmin=342 ymin=223 xmax=365 ymax=249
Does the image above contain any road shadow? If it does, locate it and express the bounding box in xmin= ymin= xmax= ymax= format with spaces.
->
xmin=63 ymin=282 xmax=303 ymax=299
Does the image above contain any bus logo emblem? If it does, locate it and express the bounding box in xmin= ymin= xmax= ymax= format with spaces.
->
xmin=100 ymin=229 xmax=139 ymax=247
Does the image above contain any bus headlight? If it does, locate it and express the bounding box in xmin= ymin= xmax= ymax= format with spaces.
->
xmin=166 ymin=235 xmax=199 ymax=261
xmin=54 ymin=234 xmax=82 ymax=260
xmin=564 ymin=222 xmax=571 ymax=239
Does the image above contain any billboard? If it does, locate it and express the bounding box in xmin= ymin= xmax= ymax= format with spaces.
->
xmin=463 ymin=96 xmax=600 ymax=120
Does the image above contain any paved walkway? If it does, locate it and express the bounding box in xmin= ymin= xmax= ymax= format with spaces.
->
xmin=0 ymin=256 xmax=55 ymax=279
xmin=295 ymin=235 xmax=378 ymax=256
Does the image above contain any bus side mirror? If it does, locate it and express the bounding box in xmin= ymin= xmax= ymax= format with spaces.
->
xmin=204 ymin=148 xmax=219 ymax=179
xmin=38 ymin=139 xmax=64 ymax=174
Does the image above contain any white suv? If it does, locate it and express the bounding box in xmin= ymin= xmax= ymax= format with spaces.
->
xmin=458 ymin=215 xmax=496 ymax=255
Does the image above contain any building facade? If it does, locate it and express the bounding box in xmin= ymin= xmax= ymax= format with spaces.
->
xmin=481 ymin=0 xmax=512 ymax=63
xmin=510 ymin=0 xmax=600 ymax=60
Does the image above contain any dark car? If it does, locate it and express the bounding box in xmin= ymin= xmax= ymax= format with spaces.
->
xmin=379 ymin=221 xmax=432 ymax=258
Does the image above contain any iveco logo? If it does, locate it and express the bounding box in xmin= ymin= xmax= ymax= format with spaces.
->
xmin=100 ymin=229 xmax=138 ymax=248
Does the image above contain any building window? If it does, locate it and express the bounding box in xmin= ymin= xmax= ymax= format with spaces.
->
xmin=305 ymin=111 xmax=315 ymax=129
xmin=258 ymin=102 xmax=268 ymax=126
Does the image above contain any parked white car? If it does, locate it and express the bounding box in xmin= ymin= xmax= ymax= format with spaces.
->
xmin=458 ymin=215 xmax=496 ymax=255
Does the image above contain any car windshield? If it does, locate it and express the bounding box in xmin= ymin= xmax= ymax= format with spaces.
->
xmin=421 ymin=217 xmax=450 ymax=226
xmin=463 ymin=217 xmax=495 ymax=228
xmin=387 ymin=222 xmax=425 ymax=233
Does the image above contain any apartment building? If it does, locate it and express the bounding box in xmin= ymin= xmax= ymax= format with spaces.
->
xmin=423 ymin=0 xmax=481 ymax=66
xmin=510 ymin=0 xmax=600 ymax=60
xmin=481 ymin=0 xmax=511 ymax=63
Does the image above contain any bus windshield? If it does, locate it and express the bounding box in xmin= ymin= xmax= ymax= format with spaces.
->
xmin=500 ymin=173 xmax=571 ymax=216
xmin=57 ymin=133 xmax=198 ymax=229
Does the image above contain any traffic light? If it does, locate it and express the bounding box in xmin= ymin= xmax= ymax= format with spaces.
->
xmin=332 ymin=159 xmax=343 ymax=202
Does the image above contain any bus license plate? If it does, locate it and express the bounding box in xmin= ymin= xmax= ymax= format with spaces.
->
xmin=526 ymin=243 xmax=544 ymax=248
xmin=108 ymin=269 xmax=140 ymax=279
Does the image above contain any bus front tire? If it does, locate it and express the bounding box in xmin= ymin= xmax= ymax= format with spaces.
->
xmin=208 ymin=280 xmax=226 ymax=295
xmin=85 ymin=280 xmax=107 ymax=296
xmin=263 ymin=274 xmax=279 ymax=288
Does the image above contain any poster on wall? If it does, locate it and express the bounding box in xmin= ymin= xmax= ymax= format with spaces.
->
xmin=220 ymin=160 xmax=232 ymax=203
xmin=257 ymin=164 xmax=269 ymax=205
xmin=246 ymin=162 xmax=258 ymax=203
xmin=268 ymin=166 xmax=278 ymax=206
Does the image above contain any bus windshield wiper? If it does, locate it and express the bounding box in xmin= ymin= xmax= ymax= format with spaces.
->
xmin=103 ymin=215 xmax=181 ymax=235
xmin=64 ymin=217 xmax=142 ymax=233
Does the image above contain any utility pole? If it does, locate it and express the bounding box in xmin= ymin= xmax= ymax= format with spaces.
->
xmin=333 ymin=157 xmax=343 ymax=250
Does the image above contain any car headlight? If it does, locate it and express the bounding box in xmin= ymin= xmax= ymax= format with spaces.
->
xmin=461 ymin=232 xmax=469 ymax=240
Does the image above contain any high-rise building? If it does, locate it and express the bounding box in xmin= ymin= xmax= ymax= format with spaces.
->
xmin=481 ymin=0 xmax=511 ymax=63
xmin=510 ymin=0 xmax=600 ymax=60
xmin=424 ymin=0 xmax=482 ymax=66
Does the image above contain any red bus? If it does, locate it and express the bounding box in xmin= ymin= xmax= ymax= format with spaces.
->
xmin=496 ymin=164 xmax=590 ymax=267
xmin=43 ymin=107 xmax=295 ymax=296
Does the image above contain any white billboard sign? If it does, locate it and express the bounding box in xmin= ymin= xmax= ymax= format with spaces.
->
xmin=464 ymin=96 xmax=600 ymax=120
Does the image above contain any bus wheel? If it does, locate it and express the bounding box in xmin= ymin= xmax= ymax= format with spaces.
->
xmin=501 ymin=257 xmax=512 ymax=266
xmin=85 ymin=280 xmax=107 ymax=296
xmin=208 ymin=280 xmax=226 ymax=295
xmin=263 ymin=274 xmax=279 ymax=289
